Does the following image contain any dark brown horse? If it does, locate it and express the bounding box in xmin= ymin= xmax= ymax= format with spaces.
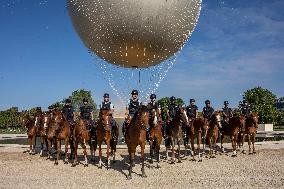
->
xmin=110 ymin=117 xmax=119 ymax=163
xmin=21 ymin=114 xmax=37 ymax=155
xmin=72 ymin=119 xmax=91 ymax=167
xmin=166 ymin=107 xmax=188 ymax=164
xmin=54 ymin=111 xmax=71 ymax=165
xmin=206 ymin=112 xmax=222 ymax=158
xmin=243 ymin=112 xmax=259 ymax=154
xmin=126 ymin=105 xmax=149 ymax=179
xmin=43 ymin=111 xmax=57 ymax=160
xmin=95 ymin=109 xmax=112 ymax=169
xmin=221 ymin=115 xmax=245 ymax=157
xmin=148 ymin=108 xmax=163 ymax=168
xmin=190 ymin=117 xmax=208 ymax=162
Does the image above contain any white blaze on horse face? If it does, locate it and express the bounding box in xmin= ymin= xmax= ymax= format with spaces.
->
xmin=153 ymin=111 xmax=158 ymax=125
xmin=216 ymin=114 xmax=222 ymax=127
xmin=44 ymin=116 xmax=48 ymax=128
xmin=35 ymin=117 xmax=39 ymax=126
xmin=183 ymin=110 xmax=189 ymax=123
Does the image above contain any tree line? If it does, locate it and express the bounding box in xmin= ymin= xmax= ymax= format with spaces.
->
xmin=0 ymin=87 xmax=283 ymax=129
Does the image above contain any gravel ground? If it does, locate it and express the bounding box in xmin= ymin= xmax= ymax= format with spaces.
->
xmin=0 ymin=142 xmax=284 ymax=189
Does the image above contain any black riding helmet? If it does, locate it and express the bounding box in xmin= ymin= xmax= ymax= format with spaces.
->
xmin=170 ymin=96 xmax=176 ymax=102
xmin=83 ymin=97 xmax=88 ymax=103
xmin=103 ymin=93 xmax=109 ymax=98
xmin=65 ymin=98 xmax=71 ymax=104
xmin=150 ymin=94 xmax=156 ymax=99
xmin=243 ymin=99 xmax=248 ymax=104
xmin=131 ymin=90 xmax=138 ymax=95
xmin=205 ymin=100 xmax=211 ymax=104
xmin=224 ymin=101 xmax=229 ymax=105
xmin=190 ymin=99 xmax=195 ymax=103
xmin=48 ymin=105 xmax=53 ymax=110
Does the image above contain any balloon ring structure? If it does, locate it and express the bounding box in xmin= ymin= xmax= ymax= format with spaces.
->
xmin=68 ymin=0 xmax=202 ymax=68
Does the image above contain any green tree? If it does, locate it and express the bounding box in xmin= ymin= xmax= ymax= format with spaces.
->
xmin=243 ymin=87 xmax=278 ymax=124
xmin=158 ymin=97 xmax=184 ymax=121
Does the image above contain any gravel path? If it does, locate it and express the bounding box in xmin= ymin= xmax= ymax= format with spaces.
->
xmin=0 ymin=141 xmax=284 ymax=189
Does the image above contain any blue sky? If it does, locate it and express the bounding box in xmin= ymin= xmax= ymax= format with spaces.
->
xmin=0 ymin=0 xmax=283 ymax=111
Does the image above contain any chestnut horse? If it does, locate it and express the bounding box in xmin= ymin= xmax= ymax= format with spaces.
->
xmin=54 ymin=111 xmax=71 ymax=165
xmin=190 ymin=118 xmax=208 ymax=162
xmin=220 ymin=115 xmax=245 ymax=157
xmin=166 ymin=107 xmax=188 ymax=164
xmin=148 ymin=108 xmax=163 ymax=168
xmin=95 ymin=109 xmax=112 ymax=169
xmin=21 ymin=114 xmax=37 ymax=155
xmin=34 ymin=113 xmax=48 ymax=157
xmin=43 ymin=111 xmax=57 ymax=160
xmin=126 ymin=105 xmax=149 ymax=179
xmin=72 ymin=119 xmax=91 ymax=167
xmin=206 ymin=112 xmax=222 ymax=158
xmin=243 ymin=112 xmax=258 ymax=154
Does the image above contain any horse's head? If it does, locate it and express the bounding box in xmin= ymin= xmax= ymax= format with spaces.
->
xmin=211 ymin=111 xmax=222 ymax=128
xmin=34 ymin=113 xmax=43 ymax=127
xmin=99 ymin=110 xmax=111 ymax=130
xmin=250 ymin=112 xmax=258 ymax=125
xmin=43 ymin=112 xmax=52 ymax=129
xmin=177 ymin=107 xmax=188 ymax=125
xmin=137 ymin=105 xmax=150 ymax=129
xmin=54 ymin=111 xmax=64 ymax=126
xmin=149 ymin=108 xmax=159 ymax=127
xmin=21 ymin=114 xmax=32 ymax=128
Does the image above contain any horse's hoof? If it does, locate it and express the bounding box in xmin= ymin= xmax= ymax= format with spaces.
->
xmin=170 ymin=161 xmax=175 ymax=164
xmin=127 ymin=175 xmax=132 ymax=180
xmin=231 ymin=154 xmax=237 ymax=157
xmin=64 ymin=161 xmax=69 ymax=164
xmin=191 ymin=158 xmax=196 ymax=162
xmin=177 ymin=160 xmax=182 ymax=163
xmin=72 ymin=163 xmax=76 ymax=167
xmin=211 ymin=156 xmax=216 ymax=159
xmin=149 ymin=159 xmax=153 ymax=164
xmin=157 ymin=164 xmax=161 ymax=169
xmin=84 ymin=164 xmax=88 ymax=167
xmin=54 ymin=162 xmax=58 ymax=165
xmin=253 ymin=151 xmax=256 ymax=154
xmin=142 ymin=174 xmax=147 ymax=178
xmin=98 ymin=166 xmax=102 ymax=169
xmin=198 ymin=159 xmax=202 ymax=162
xmin=242 ymin=150 xmax=246 ymax=154
xmin=249 ymin=152 xmax=253 ymax=155
xmin=131 ymin=163 xmax=135 ymax=167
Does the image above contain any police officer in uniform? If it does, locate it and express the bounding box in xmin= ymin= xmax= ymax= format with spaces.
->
xmin=163 ymin=96 xmax=178 ymax=140
xmin=100 ymin=93 xmax=119 ymax=141
xmin=202 ymin=100 xmax=214 ymax=121
xmin=121 ymin=90 xmax=141 ymax=143
xmin=241 ymin=100 xmax=251 ymax=118
xmin=221 ymin=101 xmax=233 ymax=132
xmin=186 ymin=99 xmax=198 ymax=123
xmin=79 ymin=98 xmax=95 ymax=138
xmin=146 ymin=94 xmax=161 ymax=141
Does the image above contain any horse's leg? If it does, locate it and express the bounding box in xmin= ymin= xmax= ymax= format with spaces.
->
xmin=47 ymin=139 xmax=51 ymax=159
xmin=72 ymin=139 xmax=78 ymax=167
xmin=190 ymin=135 xmax=195 ymax=161
xmin=197 ymin=132 xmax=202 ymax=162
xmin=54 ymin=139 xmax=60 ymax=165
xmin=106 ymin=140 xmax=111 ymax=169
xmin=28 ymin=137 xmax=32 ymax=155
xmin=141 ymin=143 xmax=147 ymax=178
xmin=208 ymin=135 xmax=213 ymax=158
xmin=221 ymin=134 xmax=225 ymax=153
xmin=149 ymin=140 xmax=154 ymax=164
xmin=231 ymin=136 xmax=237 ymax=157
xmin=252 ymin=133 xmax=256 ymax=154
xmin=64 ymin=138 xmax=69 ymax=164
xmin=39 ymin=137 xmax=44 ymax=157
xmin=83 ymin=139 xmax=88 ymax=167
xmin=98 ymin=144 xmax=102 ymax=169
xmin=177 ymin=139 xmax=181 ymax=163
xmin=170 ymin=137 xmax=175 ymax=164
xmin=241 ymin=133 xmax=246 ymax=154
xmin=248 ymin=134 xmax=252 ymax=155
xmin=127 ymin=150 xmax=134 ymax=180
xmin=156 ymin=144 xmax=161 ymax=168
xmin=112 ymin=141 xmax=117 ymax=163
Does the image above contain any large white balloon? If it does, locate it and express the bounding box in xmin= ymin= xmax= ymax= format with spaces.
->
xmin=68 ymin=0 xmax=202 ymax=68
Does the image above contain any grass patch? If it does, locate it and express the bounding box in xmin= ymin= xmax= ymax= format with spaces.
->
xmin=0 ymin=128 xmax=26 ymax=134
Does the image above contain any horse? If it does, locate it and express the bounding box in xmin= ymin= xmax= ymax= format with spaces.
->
xmin=53 ymin=110 xmax=71 ymax=165
xmin=166 ymin=107 xmax=189 ymax=164
xmin=21 ymin=114 xmax=37 ymax=155
xmin=190 ymin=117 xmax=208 ymax=162
xmin=43 ymin=111 xmax=57 ymax=160
xmin=148 ymin=108 xmax=163 ymax=168
xmin=220 ymin=114 xmax=245 ymax=157
xmin=34 ymin=113 xmax=48 ymax=157
xmin=72 ymin=119 xmax=91 ymax=167
xmin=95 ymin=109 xmax=112 ymax=169
xmin=243 ymin=112 xmax=258 ymax=154
xmin=206 ymin=112 xmax=222 ymax=158
xmin=110 ymin=117 xmax=119 ymax=163
xmin=125 ymin=105 xmax=150 ymax=179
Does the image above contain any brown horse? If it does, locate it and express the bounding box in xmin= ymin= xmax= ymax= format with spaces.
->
xmin=206 ymin=112 xmax=222 ymax=158
xmin=54 ymin=111 xmax=71 ymax=165
xmin=43 ymin=111 xmax=57 ymax=160
xmin=166 ymin=107 xmax=188 ymax=164
xmin=72 ymin=119 xmax=91 ymax=167
xmin=243 ymin=112 xmax=258 ymax=154
xmin=95 ymin=109 xmax=112 ymax=169
xmin=21 ymin=114 xmax=37 ymax=155
xmin=110 ymin=117 xmax=119 ymax=163
xmin=34 ymin=113 xmax=48 ymax=157
xmin=221 ymin=115 xmax=245 ymax=157
xmin=126 ymin=105 xmax=149 ymax=179
xmin=190 ymin=117 xmax=208 ymax=162
xmin=148 ymin=108 xmax=163 ymax=168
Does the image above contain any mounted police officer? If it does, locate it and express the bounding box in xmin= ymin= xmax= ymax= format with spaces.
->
xmin=241 ymin=99 xmax=251 ymax=118
xmin=202 ymin=100 xmax=214 ymax=121
xmin=186 ymin=99 xmax=198 ymax=123
xmin=100 ymin=93 xmax=119 ymax=141
xmin=79 ymin=98 xmax=95 ymax=139
xmin=146 ymin=93 xmax=161 ymax=141
xmin=221 ymin=101 xmax=233 ymax=132
xmin=121 ymin=90 xmax=141 ymax=143
xmin=55 ymin=99 xmax=75 ymax=136
xmin=163 ymin=96 xmax=179 ymax=139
